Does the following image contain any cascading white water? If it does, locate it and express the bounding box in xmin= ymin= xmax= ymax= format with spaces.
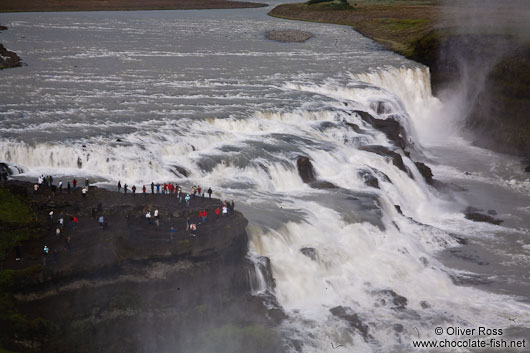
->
xmin=2 ymin=66 xmax=529 ymax=352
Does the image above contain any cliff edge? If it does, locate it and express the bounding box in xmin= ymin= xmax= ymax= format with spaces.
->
xmin=0 ymin=181 xmax=283 ymax=353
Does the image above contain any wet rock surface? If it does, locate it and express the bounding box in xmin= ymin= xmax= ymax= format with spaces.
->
xmin=376 ymin=289 xmax=408 ymax=310
xmin=464 ymin=207 xmax=503 ymax=225
xmin=296 ymin=156 xmax=316 ymax=183
xmin=358 ymin=145 xmax=408 ymax=174
xmin=355 ymin=110 xmax=409 ymax=150
xmin=329 ymin=306 xmax=372 ymax=341
xmin=0 ymin=43 xmax=22 ymax=69
xmin=414 ymin=161 xmax=434 ymax=184
xmin=300 ymin=247 xmax=318 ymax=261
xmin=265 ymin=29 xmax=313 ymax=43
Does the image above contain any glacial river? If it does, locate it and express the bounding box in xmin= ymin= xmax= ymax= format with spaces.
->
xmin=1 ymin=3 xmax=529 ymax=352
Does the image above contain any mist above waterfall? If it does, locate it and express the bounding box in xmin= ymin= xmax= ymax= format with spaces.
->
xmin=435 ymin=0 xmax=530 ymax=144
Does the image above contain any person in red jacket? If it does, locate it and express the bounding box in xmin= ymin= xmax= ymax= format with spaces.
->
xmin=215 ymin=207 xmax=220 ymax=219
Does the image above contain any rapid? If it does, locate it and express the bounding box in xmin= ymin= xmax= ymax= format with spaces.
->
xmin=1 ymin=6 xmax=529 ymax=352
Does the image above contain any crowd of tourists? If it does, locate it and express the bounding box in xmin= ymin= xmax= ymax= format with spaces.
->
xmin=34 ymin=175 xmax=235 ymax=266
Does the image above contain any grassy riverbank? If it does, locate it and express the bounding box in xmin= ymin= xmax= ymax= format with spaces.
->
xmin=0 ymin=0 xmax=267 ymax=13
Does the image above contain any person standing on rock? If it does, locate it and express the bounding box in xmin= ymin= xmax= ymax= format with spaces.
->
xmin=58 ymin=180 xmax=63 ymax=191
xmin=154 ymin=209 xmax=159 ymax=221
xmin=64 ymin=236 xmax=71 ymax=251
xmin=85 ymin=178 xmax=89 ymax=188
xmin=132 ymin=185 xmax=136 ymax=196
xmin=185 ymin=193 xmax=191 ymax=207
xmin=118 ymin=181 xmax=122 ymax=193
xmin=67 ymin=181 xmax=71 ymax=194
xmin=230 ymin=200 xmax=235 ymax=215
xmin=124 ymin=184 xmax=128 ymax=195
xmin=73 ymin=178 xmax=77 ymax=191
xmin=186 ymin=216 xmax=190 ymax=231
xmin=222 ymin=203 xmax=228 ymax=217
xmin=190 ymin=223 xmax=197 ymax=236
xmin=170 ymin=226 xmax=174 ymax=239
xmin=99 ymin=215 xmax=104 ymax=228
xmin=156 ymin=183 xmax=160 ymax=194
xmin=151 ymin=182 xmax=155 ymax=194
xmin=142 ymin=185 xmax=146 ymax=195
xmin=72 ymin=216 xmax=78 ymax=230
xmin=215 ymin=207 xmax=220 ymax=219
xmin=34 ymin=183 xmax=39 ymax=193
xmin=82 ymin=187 xmax=87 ymax=198
xmin=207 ymin=187 xmax=212 ymax=199
xmin=146 ymin=211 xmax=151 ymax=224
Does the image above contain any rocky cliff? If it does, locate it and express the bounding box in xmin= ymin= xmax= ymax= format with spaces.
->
xmin=0 ymin=181 xmax=283 ymax=353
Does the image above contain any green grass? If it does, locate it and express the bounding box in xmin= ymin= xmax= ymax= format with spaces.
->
xmin=378 ymin=18 xmax=428 ymax=31
xmin=0 ymin=186 xmax=45 ymax=262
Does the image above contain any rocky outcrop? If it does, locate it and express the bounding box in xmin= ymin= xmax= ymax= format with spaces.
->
xmin=296 ymin=156 xmax=316 ymax=183
xmin=0 ymin=181 xmax=282 ymax=353
xmin=0 ymin=43 xmax=22 ymax=69
xmin=414 ymin=161 xmax=434 ymax=184
xmin=358 ymin=145 xmax=408 ymax=174
xmin=355 ymin=110 xmax=409 ymax=150
xmin=295 ymin=156 xmax=337 ymax=189
xmin=464 ymin=207 xmax=503 ymax=225
xmin=329 ymin=306 xmax=372 ymax=341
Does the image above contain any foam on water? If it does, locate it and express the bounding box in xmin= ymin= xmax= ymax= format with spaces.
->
xmin=1 ymin=11 xmax=529 ymax=350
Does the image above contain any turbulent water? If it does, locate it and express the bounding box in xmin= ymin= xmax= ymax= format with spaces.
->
xmin=1 ymin=6 xmax=530 ymax=353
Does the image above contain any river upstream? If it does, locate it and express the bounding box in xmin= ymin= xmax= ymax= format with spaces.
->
xmin=1 ymin=2 xmax=530 ymax=352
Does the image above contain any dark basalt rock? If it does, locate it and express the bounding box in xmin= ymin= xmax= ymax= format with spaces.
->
xmin=309 ymin=180 xmax=336 ymax=189
xmin=358 ymin=169 xmax=379 ymax=189
xmin=344 ymin=122 xmax=362 ymax=133
xmin=0 ymin=43 xmax=22 ymax=69
xmin=0 ymin=162 xmax=11 ymax=181
xmin=329 ymin=306 xmax=372 ymax=341
xmin=354 ymin=110 xmax=408 ymax=149
xmin=394 ymin=205 xmax=403 ymax=215
xmin=0 ymin=25 xmax=7 ymax=31
xmin=464 ymin=209 xmax=503 ymax=225
xmin=300 ymin=247 xmax=318 ymax=261
xmin=358 ymin=145 xmax=408 ymax=174
xmin=171 ymin=165 xmax=190 ymax=178
xmin=414 ymin=161 xmax=434 ymax=184
xmin=296 ymin=156 xmax=316 ymax=183
xmin=295 ymin=156 xmax=336 ymax=188
xmin=525 ymin=164 xmax=530 ymax=173
xmin=377 ymin=289 xmax=408 ymax=310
